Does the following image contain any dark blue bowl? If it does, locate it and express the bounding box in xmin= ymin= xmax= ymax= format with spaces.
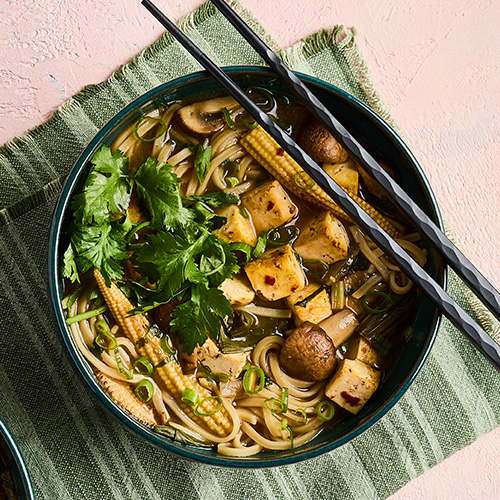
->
xmin=0 ymin=418 xmax=35 ymax=499
xmin=48 ymin=67 xmax=445 ymax=467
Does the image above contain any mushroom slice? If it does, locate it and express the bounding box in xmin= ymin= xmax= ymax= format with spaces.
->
xmin=298 ymin=119 xmax=349 ymax=163
xmin=177 ymin=96 xmax=239 ymax=135
xmin=279 ymin=322 xmax=337 ymax=381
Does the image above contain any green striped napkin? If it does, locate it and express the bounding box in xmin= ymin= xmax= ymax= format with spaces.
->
xmin=1 ymin=1 xmax=499 ymax=499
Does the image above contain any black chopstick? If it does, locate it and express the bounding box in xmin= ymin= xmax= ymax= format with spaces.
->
xmin=210 ymin=0 xmax=500 ymax=323
xmin=140 ymin=0 xmax=500 ymax=370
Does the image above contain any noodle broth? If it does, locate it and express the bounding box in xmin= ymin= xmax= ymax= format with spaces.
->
xmin=51 ymin=68 xmax=444 ymax=465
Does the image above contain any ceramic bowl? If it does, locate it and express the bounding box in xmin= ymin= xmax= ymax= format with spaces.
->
xmin=0 ymin=417 xmax=35 ymax=499
xmin=48 ymin=67 xmax=445 ymax=467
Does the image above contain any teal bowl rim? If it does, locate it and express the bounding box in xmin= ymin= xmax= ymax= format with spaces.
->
xmin=0 ymin=417 xmax=35 ymax=499
xmin=48 ymin=65 xmax=446 ymax=468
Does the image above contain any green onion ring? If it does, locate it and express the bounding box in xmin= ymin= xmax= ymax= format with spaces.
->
xmin=361 ymin=291 xmax=394 ymax=314
xmin=225 ymin=176 xmax=239 ymax=187
xmin=281 ymin=387 xmax=289 ymax=413
xmin=303 ymin=260 xmax=329 ymax=280
xmin=239 ymin=206 xmax=250 ymax=219
xmin=252 ymin=236 xmax=267 ymax=259
xmin=125 ymin=221 xmax=151 ymax=244
xmin=242 ymin=366 xmax=265 ymax=395
xmin=294 ymin=408 xmax=308 ymax=424
xmin=294 ymin=171 xmax=316 ymax=189
xmin=222 ymin=107 xmax=236 ymax=130
xmin=181 ymin=388 xmax=199 ymax=406
xmin=94 ymin=319 xmax=109 ymax=335
xmin=114 ymin=349 xmax=133 ymax=380
xmin=133 ymin=357 xmax=155 ymax=375
xmin=264 ymin=398 xmax=285 ymax=414
xmin=316 ymin=400 xmax=335 ymax=421
xmin=194 ymin=396 xmax=223 ymax=417
xmin=66 ymin=304 xmax=108 ymax=325
xmin=135 ymin=380 xmax=154 ymax=402
xmin=134 ymin=116 xmax=167 ymax=142
xmin=237 ymin=115 xmax=258 ymax=130
xmin=95 ymin=331 xmax=117 ymax=350
xmin=160 ymin=335 xmax=176 ymax=355
xmin=229 ymin=242 xmax=253 ymax=264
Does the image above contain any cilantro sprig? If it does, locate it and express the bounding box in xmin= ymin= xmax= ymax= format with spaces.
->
xmin=63 ymin=144 xmax=241 ymax=352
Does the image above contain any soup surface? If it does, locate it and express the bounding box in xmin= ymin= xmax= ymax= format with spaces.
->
xmin=61 ymin=89 xmax=426 ymax=455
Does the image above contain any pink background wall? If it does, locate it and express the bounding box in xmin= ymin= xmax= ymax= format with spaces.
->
xmin=1 ymin=0 xmax=499 ymax=497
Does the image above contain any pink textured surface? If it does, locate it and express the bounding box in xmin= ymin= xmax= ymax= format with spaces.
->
xmin=1 ymin=0 xmax=499 ymax=497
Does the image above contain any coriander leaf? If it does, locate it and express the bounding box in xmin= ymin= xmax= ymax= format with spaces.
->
xmin=190 ymin=201 xmax=227 ymax=230
xmin=134 ymin=158 xmax=193 ymax=230
xmin=183 ymin=191 xmax=240 ymax=208
xmin=199 ymin=234 xmax=240 ymax=288
xmin=71 ymin=222 xmax=128 ymax=286
xmin=133 ymin=230 xmax=209 ymax=299
xmin=62 ymin=243 xmax=80 ymax=283
xmin=71 ymin=146 xmax=131 ymax=225
xmin=193 ymin=144 xmax=212 ymax=184
xmin=170 ymin=284 xmax=234 ymax=354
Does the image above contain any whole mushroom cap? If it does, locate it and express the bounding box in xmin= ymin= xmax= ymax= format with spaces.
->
xmin=298 ymin=119 xmax=350 ymax=164
xmin=279 ymin=322 xmax=337 ymax=381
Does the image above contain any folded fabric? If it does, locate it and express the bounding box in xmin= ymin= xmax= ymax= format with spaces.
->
xmin=0 ymin=1 xmax=498 ymax=499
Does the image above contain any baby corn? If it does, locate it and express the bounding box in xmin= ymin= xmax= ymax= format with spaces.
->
xmin=94 ymin=269 xmax=231 ymax=436
xmin=240 ymin=126 xmax=399 ymax=238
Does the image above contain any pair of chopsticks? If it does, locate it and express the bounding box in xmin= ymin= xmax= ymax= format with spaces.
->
xmin=141 ymin=0 xmax=500 ymax=370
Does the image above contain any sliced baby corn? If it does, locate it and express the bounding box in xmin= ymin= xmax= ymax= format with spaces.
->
xmin=240 ymin=126 xmax=400 ymax=238
xmin=94 ymin=269 xmax=231 ymax=437
xmin=95 ymin=370 xmax=158 ymax=427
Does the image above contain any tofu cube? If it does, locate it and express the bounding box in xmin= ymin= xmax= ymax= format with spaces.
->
xmin=213 ymin=205 xmax=257 ymax=246
xmin=244 ymin=244 xmax=306 ymax=301
xmin=325 ymin=359 xmax=381 ymax=414
xmin=347 ymin=336 xmax=380 ymax=368
xmin=323 ymin=160 xmax=359 ymax=195
xmin=241 ymin=180 xmax=297 ymax=235
xmin=196 ymin=338 xmax=248 ymax=380
xmin=287 ymin=282 xmax=332 ymax=325
xmin=219 ymin=275 xmax=255 ymax=306
xmin=319 ymin=309 xmax=359 ymax=348
xmin=294 ymin=211 xmax=349 ymax=264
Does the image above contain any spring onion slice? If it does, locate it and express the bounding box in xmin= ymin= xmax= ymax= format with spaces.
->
xmin=264 ymin=398 xmax=284 ymax=414
xmin=294 ymin=408 xmax=308 ymax=424
xmin=229 ymin=242 xmax=253 ymax=264
xmin=66 ymin=304 xmax=108 ymax=325
xmin=281 ymin=387 xmax=289 ymax=413
xmin=66 ymin=282 xmax=87 ymax=310
xmin=303 ymin=260 xmax=329 ymax=280
xmin=225 ymin=176 xmax=239 ymax=187
xmin=160 ymin=335 xmax=176 ymax=355
xmin=134 ymin=116 xmax=167 ymax=142
xmin=135 ymin=379 xmax=154 ymax=402
xmin=246 ymin=87 xmax=275 ymax=112
xmin=237 ymin=115 xmax=258 ymax=130
xmin=316 ymin=400 xmax=335 ymax=421
xmin=239 ymin=206 xmax=249 ymax=219
xmin=222 ymin=107 xmax=236 ymax=130
xmin=114 ymin=349 xmax=133 ymax=380
xmin=294 ymin=171 xmax=316 ymax=189
xmin=266 ymin=225 xmax=299 ymax=246
xmin=126 ymin=221 xmax=151 ymax=244
xmin=95 ymin=331 xmax=117 ymax=350
xmin=243 ymin=366 xmax=265 ymax=395
xmin=361 ymin=291 xmax=394 ymax=314
xmin=94 ymin=319 xmax=109 ymax=334
xmin=280 ymin=417 xmax=294 ymax=448
xmin=252 ymin=236 xmax=267 ymax=259
xmin=194 ymin=396 xmax=223 ymax=417
xmin=181 ymin=388 xmax=199 ymax=406
xmin=133 ymin=356 xmax=155 ymax=375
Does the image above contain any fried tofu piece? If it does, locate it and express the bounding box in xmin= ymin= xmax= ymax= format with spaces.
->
xmin=241 ymin=180 xmax=297 ymax=235
xmin=219 ymin=275 xmax=255 ymax=306
xmin=325 ymin=358 xmax=381 ymax=415
xmin=244 ymin=244 xmax=306 ymax=301
xmin=196 ymin=338 xmax=248 ymax=380
xmin=323 ymin=160 xmax=359 ymax=195
xmin=213 ymin=204 xmax=257 ymax=246
xmin=294 ymin=211 xmax=349 ymax=264
xmin=287 ymin=282 xmax=332 ymax=325
xmin=347 ymin=336 xmax=380 ymax=368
